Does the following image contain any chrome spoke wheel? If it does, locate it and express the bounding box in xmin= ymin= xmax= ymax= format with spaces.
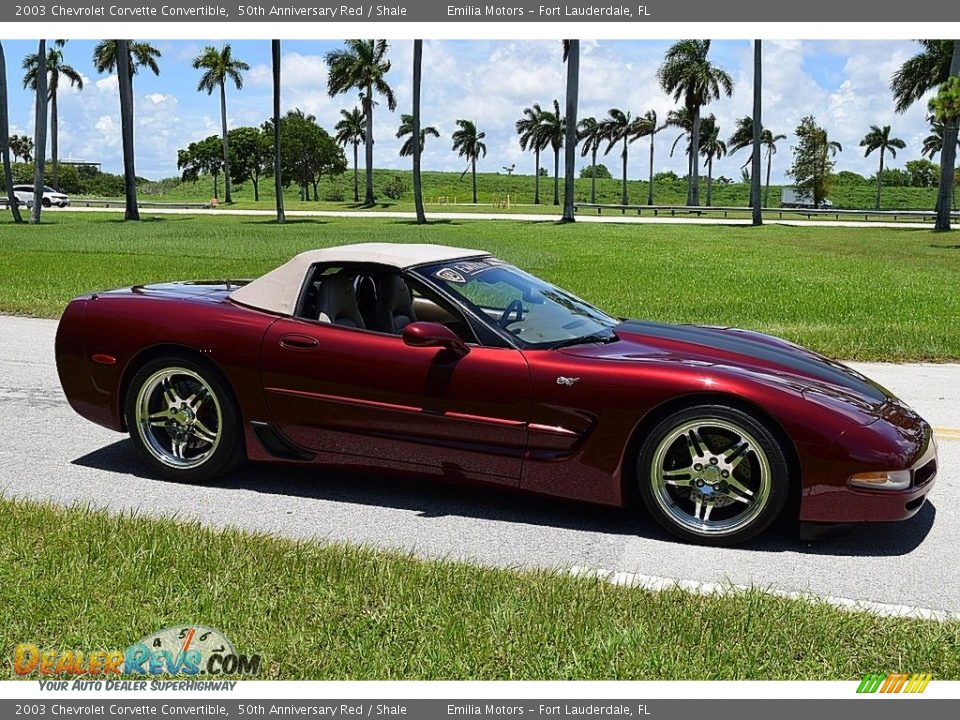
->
xmin=650 ymin=418 xmax=772 ymax=537
xmin=135 ymin=367 xmax=223 ymax=470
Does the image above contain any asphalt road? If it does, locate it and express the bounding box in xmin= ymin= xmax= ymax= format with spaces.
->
xmin=1 ymin=315 xmax=957 ymax=616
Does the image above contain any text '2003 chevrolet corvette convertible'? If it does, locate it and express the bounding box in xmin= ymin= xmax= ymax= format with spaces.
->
xmin=55 ymin=243 xmax=937 ymax=546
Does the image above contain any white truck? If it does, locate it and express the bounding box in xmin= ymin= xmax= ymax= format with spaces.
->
xmin=781 ymin=186 xmax=833 ymax=209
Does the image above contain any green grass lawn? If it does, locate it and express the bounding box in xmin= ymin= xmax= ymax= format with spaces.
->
xmin=2 ymin=212 xmax=959 ymax=361
xmin=1 ymin=497 xmax=957 ymax=680
xmin=134 ymin=168 xmax=952 ymax=214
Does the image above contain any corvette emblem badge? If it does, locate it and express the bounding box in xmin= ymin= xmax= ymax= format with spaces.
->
xmin=556 ymin=376 xmax=580 ymax=387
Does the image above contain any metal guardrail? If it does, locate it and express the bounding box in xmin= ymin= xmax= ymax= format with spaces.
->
xmin=71 ymin=198 xmax=213 ymax=210
xmin=574 ymin=203 xmax=960 ymax=222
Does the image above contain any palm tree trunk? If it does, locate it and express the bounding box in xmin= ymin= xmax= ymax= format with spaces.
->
xmin=647 ymin=132 xmax=655 ymax=205
xmin=533 ymin=147 xmax=540 ymax=204
xmin=876 ymin=148 xmax=884 ymax=210
xmin=213 ymin=173 xmax=218 ymax=199
xmin=272 ymin=39 xmax=284 ymax=224
xmin=51 ymin=89 xmax=58 ymax=190
xmin=590 ymin=146 xmax=597 ymax=203
xmin=219 ymin=80 xmax=232 ymax=203
xmin=706 ymin=155 xmax=713 ymax=206
xmin=31 ymin=39 xmax=47 ymax=225
xmin=621 ymin=137 xmax=628 ymax=206
xmin=0 ymin=41 xmax=23 ymax=223
xmin=363 ymin=86 xmax=375 ymax=206
xmin=751 ymin=39 xmax=762 ymax=225
xmin=412 ymin=39 xmax=426 ymax=224
xmin=116 ymin=41 xmax=139 ymax=221
xmin=561 ymin=39 xmax=578 ymax=222
xmin=553 ymin=148 xmax=559 ymax=206
xmin=352 ymin=142 xmax=359 ymax=202
xmin=764 ymin=147 xmax=772 ymax=208
xmin=253 ymin=174 xmax=259 ymax=202
xmin=935 ymin=40 xmax=960 ymax=230
xmin=689 ymin=106 xmax=701 ymax=207
xmin=471 ymin=157 xmax=477 ymax=204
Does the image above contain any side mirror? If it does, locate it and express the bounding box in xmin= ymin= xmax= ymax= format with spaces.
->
xmin=402 ymin=321 xmax=470 ymax=356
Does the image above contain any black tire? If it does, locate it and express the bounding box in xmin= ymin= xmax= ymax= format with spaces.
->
xmin=636 ymin=404 xmax=790 ymax=546
xmin=124 ymin=354 xmax=244 ymax=483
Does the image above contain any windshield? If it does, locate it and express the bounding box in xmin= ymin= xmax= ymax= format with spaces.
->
xmin=419 ymin=258 xmax=617 ymax=347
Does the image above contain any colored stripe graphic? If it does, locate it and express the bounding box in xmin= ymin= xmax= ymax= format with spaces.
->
xmin=857 ymin=672 xmax=932 ymax=694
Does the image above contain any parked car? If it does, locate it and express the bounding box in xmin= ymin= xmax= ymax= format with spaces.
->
xmin=12 ymin=184 xmax=70 ymax=208
xmin=781 ymin=187 xmax=833 ymax=209
xmin=55 ymin=243 xmax=937 ymax=546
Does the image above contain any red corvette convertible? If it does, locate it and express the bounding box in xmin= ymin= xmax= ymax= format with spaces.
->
xmin=55 ymin=243 xmax=937 ymax=545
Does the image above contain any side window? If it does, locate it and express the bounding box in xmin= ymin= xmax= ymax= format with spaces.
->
xmin=407 ymin=282 xmax=477 ymax=344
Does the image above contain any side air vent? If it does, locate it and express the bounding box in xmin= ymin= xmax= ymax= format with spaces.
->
xmin=250 ymin=421 xmax=315 ymax=461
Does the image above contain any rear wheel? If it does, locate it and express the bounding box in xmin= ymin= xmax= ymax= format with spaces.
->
xmin=637 ymin=404 xmax=789 ymax=546
xmin=124 ymin=356 xmax=243 ymax=483
xmin=41 ymin=197 xmax=51 ymax=208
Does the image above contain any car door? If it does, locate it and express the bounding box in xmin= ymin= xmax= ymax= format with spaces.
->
xmin=259 ymin=316 xmax=531 ymax=484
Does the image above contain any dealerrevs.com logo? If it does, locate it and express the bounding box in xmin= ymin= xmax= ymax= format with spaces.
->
xmin=14 ymin=626 xmax=262 ymax=677
xmin=857 ymin=673 xmax=933 ymax=694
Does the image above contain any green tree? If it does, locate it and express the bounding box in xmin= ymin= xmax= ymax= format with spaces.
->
xmin=577 ymin=116 xmax=603 ymax=203
xmin=193 ymin=45 xmax=249 ymax=204
xmin=396 ymin=113 xmax=439 ymax=157
xmin=539 ymin=99 xmax=564 ymax=206
xmin=579 ymin=163 xmax=611 ymax=179
xmin=859 ymin=124 xmax=906 ymax=209
xmin=789 ymin=115 xmax=840 ymax=207
xmin=657 ymin=39 xmax=734 ymax=206
xmin=451 ymin=118 xmax=486 ymax=204
xmin=666 ymin=107 xmax=693 ymax=185
xmin=334 ymin=107 xmax=365 ymax=203
xmin=600 ymin=108 xmax=635 ymax=206
xmin=730 ymin=118 xmax=786 ymax=208
xmin=892 ymin=39 xmax=957 ymax=230
xmin=266 ymin=109 xmax=345 ymax=202
xmin=177 ymin=135 xmax=223 ymax=198
xmin=633 ymin=110 xmax=664 ymax=205
xmin=906 ymin=158 xmax=940 ymax=187
xmin=9 ymin=134 xmax=33 ymax=163
xmin=698 ymin=114 xmax=726 ymax=207
xmin=0 ymin=41 xmax=24 ymax=223
xmin=22 ymin=40 xmax=83 ymax=190
xmin=325 ymin=40 xmax=396 ymax=206
xmin=93 ymin=40 xmax=161 ymax=222
xmin=516 ymin=103 xmax=547 ymax=204
xmin=228 ymin=126 xmax=271 ymax=201
xmin=929 ymin=69 xmax=960 ymax=223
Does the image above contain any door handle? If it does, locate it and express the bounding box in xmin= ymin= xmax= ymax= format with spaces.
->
xmin=280 ymin=333 xmax=319 ymax=350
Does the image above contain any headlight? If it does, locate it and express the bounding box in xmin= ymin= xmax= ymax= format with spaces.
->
xmin=848 ymin=469 xmax=911 ymax=491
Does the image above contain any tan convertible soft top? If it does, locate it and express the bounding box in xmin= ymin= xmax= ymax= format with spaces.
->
xmin=229 ymin=242 xmax=489 ymax=316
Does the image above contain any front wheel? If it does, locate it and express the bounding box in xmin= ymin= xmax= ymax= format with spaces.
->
xmin=124 ymin=356 xmax=243 ymax=483
xmin=637 ymin=405 xmax=790 ymax=546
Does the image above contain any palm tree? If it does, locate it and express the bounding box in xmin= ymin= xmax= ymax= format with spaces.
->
xmin=0 ymin=41 xmax=23 ymax=223
xmin=114 ymin=40 xmax=138 ymax=221
xmin=729 ymin=117 xmax=786 ymax=208
xmin=600 ymin=108 xmax=634 ymax=206
xmin=561 ymin=40 xmax=579 ymax=223
xmin=516 ymin=103 xmax=547 ymax=204
xmin=9 ymin=135 xmax=33 ymax=163
xmin=657 ymin=39 xmax=734 ymax=206
xmin=325 ymin=40 xmax=396 ymax=207
xmin=859 ymin=124 xmax=906 ymax=209
xmin=922 ymin=117 xmax=947 ymax=159
xmin=750 ymin=39 xmax=762 ymax=226
xmin=666 ymin=107 xmax=694 ymax=186
xmin=577 ymin=117 xmax=603 ymax=204
xmin=761 ymin=129 xmax=786 ymax=208
xmin=812 ymin=129 xmax=842 ymax=207
xmin=698 ymin=115 xmax=726 ymax=207
xmin=540 ymin=99 xmax=565 ymax=206
xmin=892 ymin=40 xmax=957 ymax=230
xmin=396 ymin=114 xmax=439 ymax=157
xmin=92 ymin=40 xmax=160 ymax=222
xmin=335 ymin=107 xmax=365 ymax=202
xmin=30 ymin=39 xmax=47 ymax=224
xmin=633 ymin=110 xmax=663 ymax=205
xmin=22 ymin=41 xmax=83 ymax=191
xmin=271 ymin=39 xmax=284 ymax=224
xmin=451 ymin=119 xmax=486 ymax=204
xmin=92 ymin=40 xmax=160 ymax=76
xmin=412 ymin=39 xmax=425 ymax=225
xmin=193 ymin=45 xmax=248 ymax=205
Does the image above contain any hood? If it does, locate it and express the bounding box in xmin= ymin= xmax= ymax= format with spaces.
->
xmin=561 ymin=320 xmax=894 ymax=407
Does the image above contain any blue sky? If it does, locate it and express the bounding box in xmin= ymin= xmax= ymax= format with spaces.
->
xmin=1 ymin=39 xmax=939 ymax=184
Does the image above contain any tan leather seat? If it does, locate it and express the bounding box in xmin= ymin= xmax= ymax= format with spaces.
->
xmin=317 ymin=275 xmax=365 ymax=328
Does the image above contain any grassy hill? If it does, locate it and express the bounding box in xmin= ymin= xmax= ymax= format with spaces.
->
xmin=133 ymin=168 xmax=950 ymax=213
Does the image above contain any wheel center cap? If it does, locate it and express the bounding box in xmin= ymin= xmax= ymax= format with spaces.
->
xmin=702 ymin=465 xmax=721 ymax=483
xmin=174 ymin=408 xmax=194 ymax=425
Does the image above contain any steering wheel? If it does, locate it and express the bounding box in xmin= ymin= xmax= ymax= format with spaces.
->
xmin=498 ymin=299 xmax=525 ymax=328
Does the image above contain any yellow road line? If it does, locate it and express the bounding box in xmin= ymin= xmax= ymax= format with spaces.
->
xmin=934 ymin=427 xmax=960 ymax=442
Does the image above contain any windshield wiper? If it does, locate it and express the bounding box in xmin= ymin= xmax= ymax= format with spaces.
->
xmin=552 ymin=332 xmax=618 ymax=350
